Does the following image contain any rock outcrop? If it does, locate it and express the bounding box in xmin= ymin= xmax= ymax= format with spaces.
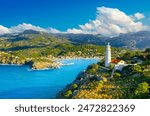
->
xmin=31 ymin=61 xmax=61 ymax=70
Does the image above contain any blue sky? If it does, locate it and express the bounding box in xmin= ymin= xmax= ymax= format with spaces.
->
xmin=0 ymin=0 xmax=149 ymax=36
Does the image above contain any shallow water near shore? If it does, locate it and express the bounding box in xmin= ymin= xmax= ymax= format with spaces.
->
xmin=0 ymin=59 xmax=99 ymax=99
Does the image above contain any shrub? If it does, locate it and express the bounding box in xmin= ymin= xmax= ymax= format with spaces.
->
xmin=135 ymin=82 xmax=149 ymax=96
xmin=113 ymin=72 xmax=121 ymax=78
xmin=132 ymin=65 xmax=142 ymax=74
xmin=72 ymin=84 xmax=78 ymax=90
xmin=64 ymin=90 xmax=73 ymax=98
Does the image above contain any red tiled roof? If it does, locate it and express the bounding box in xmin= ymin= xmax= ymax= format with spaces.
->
xmin=111 ymin=59 xmax=121 ymax=63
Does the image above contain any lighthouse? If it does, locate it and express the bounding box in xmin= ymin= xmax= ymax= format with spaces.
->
xmin=105 ymin=42 xmax=111 ymax=67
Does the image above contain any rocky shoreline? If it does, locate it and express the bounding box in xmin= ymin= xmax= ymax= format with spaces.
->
xmin=0 ymin=52 xmax=101 ymax=70
xmin=31 ymin=61 xmax=61 ymax=70
xmin=29 ymin=56 xmax=101 ymax=70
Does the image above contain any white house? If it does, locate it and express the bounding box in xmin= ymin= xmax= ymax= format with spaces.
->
xmin=111 ymin=59 xmax=127 ymax=71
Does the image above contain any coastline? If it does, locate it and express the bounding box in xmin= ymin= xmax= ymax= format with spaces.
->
xmin=0 ymin=58 xmax=100 ymax=99
xmin=55 ymin=56 xmax=101 ymax=62
xmin=0 ymin=57 xmax=101 ymax=70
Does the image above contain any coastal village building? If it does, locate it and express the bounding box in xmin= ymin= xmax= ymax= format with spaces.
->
xmin=105 ymin=43 xmax=127 ymax=71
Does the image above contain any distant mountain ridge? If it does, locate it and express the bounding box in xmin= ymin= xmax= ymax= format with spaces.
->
xmin=53 ymin=33 xmax=107 ymax=45
xmin=0 ymin=30 xmax=150 ymax=49
xmin=53 ymin=31 xmax=150 ymax=49
xmin=108 ymin=31 xmax=150 ymax=49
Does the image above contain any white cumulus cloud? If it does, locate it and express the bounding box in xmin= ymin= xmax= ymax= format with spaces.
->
xmin=0 ymin=7 xmax=149 ymax=37
xmin=134 ymin=13 xmax=145 ymax=20
xmin=0 ymin=25 xmax=11 ymax=35
xmin=9 ymin=23 xmax=47 ymax=33
xmin=0 ymin=23 xmax=60 ymax=35
xmin=67 ymin=7 xmax=149 ymax=37
xmin=67 ymin=28 xmax=83 ymax=34
xmin=9 ymin=23 xmax=61 ymax=34
xmin=47 ymin=27 xmax=61 ymax=33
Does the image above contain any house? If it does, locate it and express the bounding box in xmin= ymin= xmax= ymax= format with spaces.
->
xmin=111 ymin=59 xmax=126 ymax=65
xmin=111 ymin=59 xmax=127 ymax=71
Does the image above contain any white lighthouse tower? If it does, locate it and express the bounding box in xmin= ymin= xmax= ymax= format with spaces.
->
xmin=105 ymin=42 xmax=111 ymax=67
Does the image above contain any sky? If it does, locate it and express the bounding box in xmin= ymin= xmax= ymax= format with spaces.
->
xmin=0 ymin=0 xmax=150 ymax=36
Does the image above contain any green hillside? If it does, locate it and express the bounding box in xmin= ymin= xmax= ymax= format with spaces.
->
xmin=57 ymin=49 xmax=150 ymax=99
xmin=0 ymin=31 xmax=122 ymax=69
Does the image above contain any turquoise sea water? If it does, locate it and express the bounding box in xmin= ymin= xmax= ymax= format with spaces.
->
xmin=0 ymin=59 xmax=98 ymax=99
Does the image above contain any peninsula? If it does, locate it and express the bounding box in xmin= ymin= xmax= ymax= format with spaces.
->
xmin=57 ymin=44 xmax=150 ymax=99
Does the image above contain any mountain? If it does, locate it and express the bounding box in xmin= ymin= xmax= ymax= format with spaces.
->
xmin=53 ymin=33 xmax=107 ymax=45
xmin=108 ymin=31 xmax=150 ymax=49
xmin=20 ymin=29 xmax=42 ymax=34
xmin=0 ymin=30 xmax=107 ymax=59
xmin=0 ymin=30 xmax=70 ymax=52
xmin=0 ymin=30 xmax=150 ymax=50
xmin=54 ymin=31 xmax=150 ymax=49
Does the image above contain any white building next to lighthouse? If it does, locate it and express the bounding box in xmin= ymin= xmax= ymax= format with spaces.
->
xmin=105 ymin=42 xmax=111 ymax=67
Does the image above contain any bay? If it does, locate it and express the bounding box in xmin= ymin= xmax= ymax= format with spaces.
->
xmin=0 ymin=59 xmax=99 ymax=99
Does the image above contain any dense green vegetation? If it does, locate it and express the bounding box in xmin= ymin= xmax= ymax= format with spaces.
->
xmin=57 ymin=49 xmax=150 ymax=99
xmin=0 ymin=32 xmax=122 ymax=69
xmin=0 ymin=51 xmax=25 ymax=64
xmin=1 ymin=31 xmax=149 ymax=99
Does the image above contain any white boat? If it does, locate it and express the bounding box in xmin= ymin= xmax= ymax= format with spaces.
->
xmin=61 ymin=62 xmax=74 ymax=66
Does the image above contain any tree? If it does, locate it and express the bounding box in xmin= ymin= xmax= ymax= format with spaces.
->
xmin=64 ymin=90 xmax=72 ymax=98
xmin=113 ymin=72 xmax=121 ymax=78
xmin=123 ymin=51 xmax=135 ymax=60
xmin=131 ymin=65 xmax=142 ymax=74
xmin=135 ymin=82 xmax=149 ymax=96
xmin=110 ymin=64 xmax=115 ymax=70
xmin=97 ymin=80 xmax=103 ymax=89
xmin=86 ymin=69 xmax=97 ymax=75
xmin=145 ymin=48 xmax=150 ymax=53
xmin=72 ymin=84 xmax=78 ymax=90
xmin=86 ymin=63 xmax=99 ymax=75
xmin=97 ymin=61 xmax=104 ymax=66
xmin=147 ymin=54 xmax=150 ymax=60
